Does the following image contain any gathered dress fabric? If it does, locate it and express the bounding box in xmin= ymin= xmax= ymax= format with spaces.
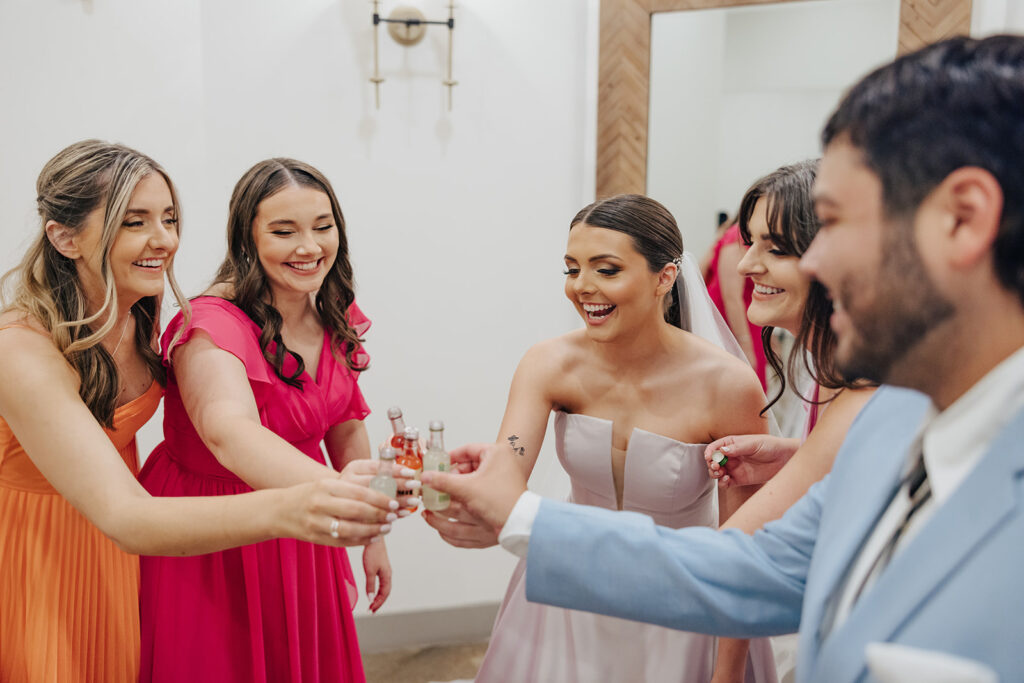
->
xmin=0 ymin=337 xmax=161 ymax=683
xmin=138 ymin=297 xmax=371 ymax=683
xmin=475 ymin=412 xmax=778 ymax=683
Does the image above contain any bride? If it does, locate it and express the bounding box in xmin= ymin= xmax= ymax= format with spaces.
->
xmin=433 ymin=194 xmax=777 ymax=682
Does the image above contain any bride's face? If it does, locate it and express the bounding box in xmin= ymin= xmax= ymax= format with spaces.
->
xmin=563 ymin=224 xmax=668 ymax=341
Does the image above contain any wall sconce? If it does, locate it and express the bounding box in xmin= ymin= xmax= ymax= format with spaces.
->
xmin=370 ymin=1 xmax=457 ymax=111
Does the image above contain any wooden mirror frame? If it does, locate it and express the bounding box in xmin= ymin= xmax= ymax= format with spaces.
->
xmin=596 ymin=0 xmax=973 ymax=198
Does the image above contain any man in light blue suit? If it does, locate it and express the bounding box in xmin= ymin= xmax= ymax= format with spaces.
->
xmin=424 ymin=36 xmax=1024 ymax=682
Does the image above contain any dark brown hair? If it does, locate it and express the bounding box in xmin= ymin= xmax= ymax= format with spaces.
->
xmin=211 ymin=158 xmax=365 ymax=388
xmin=571 ymin=194 xmax=687 ymax=328
xmin=737 ymin=160 xmax=863 ymax=413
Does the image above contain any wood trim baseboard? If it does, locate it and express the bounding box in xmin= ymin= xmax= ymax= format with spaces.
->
xmin=355 ymin=602 xmax=500 ymax=654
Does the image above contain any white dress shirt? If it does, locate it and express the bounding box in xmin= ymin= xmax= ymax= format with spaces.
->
xmin=829 ymin=344 xmax=1024 ymax=630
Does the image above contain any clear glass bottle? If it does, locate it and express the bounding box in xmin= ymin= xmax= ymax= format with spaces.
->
xmin=422 ymin=420 xmax=451 ymax=511
xmin=396 ymin=426 xmax=423 ymax=511
xmin=369 ymin=446 xmax=398 ymax=498
xmin=387 ymin=406 xmax=407 ymax=449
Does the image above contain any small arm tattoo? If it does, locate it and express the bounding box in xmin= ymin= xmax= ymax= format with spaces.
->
xmin=507 ymin=435 xmax=526 ymax=457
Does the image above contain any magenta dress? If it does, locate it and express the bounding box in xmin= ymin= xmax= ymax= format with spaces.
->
xmin=138 ymin=296 xmax=371 ymax=683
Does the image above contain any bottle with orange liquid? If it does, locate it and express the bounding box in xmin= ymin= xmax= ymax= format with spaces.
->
xmin=387 ymin=406 xmax=407 ymax=449
xmin=396 ymin=426 xmax=422 ymax=511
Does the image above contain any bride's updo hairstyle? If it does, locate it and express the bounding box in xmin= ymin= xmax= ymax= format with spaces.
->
xmin=570 ymin=194 xmax=688 ymax=329
xmin=1 ymin=140 xmax=189 ymax=426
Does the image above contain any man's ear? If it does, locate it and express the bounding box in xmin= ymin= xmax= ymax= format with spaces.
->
xmin=937 ymin=167 xmax=1004 ymax=269
xmin=45 ymin=220 xmax=81 ymax=259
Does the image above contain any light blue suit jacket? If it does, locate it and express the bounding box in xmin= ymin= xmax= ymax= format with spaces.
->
xmin=525 ymin=386 xmax=1024 ymax=682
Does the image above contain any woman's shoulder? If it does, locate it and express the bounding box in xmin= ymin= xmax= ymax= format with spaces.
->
xmin=0 ymin=311 xmax=55 ymax=351
xmin=0 ymin=313 xmax=79 ymax=401
xmin=519 ymin=331 xmax=589 ymax=373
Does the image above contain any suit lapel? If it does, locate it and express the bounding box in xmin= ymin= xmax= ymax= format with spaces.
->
xmin=796 ymin=387 xmax=928 ymax=680
xmin=812 ymin=406 xmax=1024 ymax=683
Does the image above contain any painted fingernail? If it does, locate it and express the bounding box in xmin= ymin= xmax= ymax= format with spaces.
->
xmin=380 ymin=523 xmax=392 ymax=534
xmin=400 ymin=467 xmax=417 ymax=477
xmin=388 ymin=500 xmax=399 ymax=510
xmin=398 ymin=509 xmax=411 ymax=517
xmin=405 ymin=480 xmax=422 ymax=489
xmin=721 ymin=446 xmax=732 ymax=453
xmin=385 ymin=512 xmax=397 ymax=522
xmin=405 ymin=497 xmax=421 ymax=507
xmin=447 ymin=517 xmax=459 ymax=523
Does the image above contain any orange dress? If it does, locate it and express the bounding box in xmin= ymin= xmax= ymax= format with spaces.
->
xmin=0 ymin=338 xmax=161 ymax=683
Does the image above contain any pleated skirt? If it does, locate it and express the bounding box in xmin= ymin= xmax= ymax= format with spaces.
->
xmin=0 ymin=485 xmax=140 ymax=683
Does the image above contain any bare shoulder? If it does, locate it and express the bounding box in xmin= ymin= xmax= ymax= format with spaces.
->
xmin=818 ymin=384 xmax=876 ymax=422
xmin=201 ymin=282 xmax=234 ymax=299
xmin=677 ymin=331 xmax=767 ymax=435
xmin=683 ymin=332 xmax=761 ymax=393
xmin=518 ymin=331 xmax=587 ymax=377
xmin=0 ymin=314 xmax=80 ymax=411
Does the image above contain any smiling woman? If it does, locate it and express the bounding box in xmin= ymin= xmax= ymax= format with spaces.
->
xmin=426 ymin=194 xmax=776 ymax=682
xmin=137 ymin=158 xmax=393 ymax=683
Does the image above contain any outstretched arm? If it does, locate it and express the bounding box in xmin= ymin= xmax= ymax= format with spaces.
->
xmin=421 ymin=442 xmax=819 ymax=636
xmin=721 ymin=387 xmax=874 ymax=534
xmin=423 ymin=340 xmax=558 ymax=548
xmin=0 ymin=328 xmax=394 ymax=556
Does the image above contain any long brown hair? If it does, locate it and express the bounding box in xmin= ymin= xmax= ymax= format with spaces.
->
xmin=737 ymin=160 xmax=863 ymax=413
xmin=1 ymin=139 xmax=190 ymax=427
xmin=211 ymin=158 xmax=366 ymax=388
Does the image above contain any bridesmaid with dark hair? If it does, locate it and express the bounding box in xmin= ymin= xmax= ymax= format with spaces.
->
xmin=139 ymin=158 xmax=399 ymax=682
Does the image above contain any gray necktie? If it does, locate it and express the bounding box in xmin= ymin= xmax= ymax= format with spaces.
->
xmin=852 ymin=453 xmax=932 ymax=605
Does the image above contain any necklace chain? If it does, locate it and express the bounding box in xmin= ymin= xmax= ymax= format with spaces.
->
xmin=110 ymin=315 xmax=131 ymax=357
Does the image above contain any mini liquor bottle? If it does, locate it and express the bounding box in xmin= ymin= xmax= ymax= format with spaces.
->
xmin=387 ymin=406 xmax=407 ymax=449
xmin=422 ymin=420 xmax=451 ymax=511
xmin=369 ymin=447 xmax=398 ymax=498
xmin=710 ymin=449 xmax=728 ymax=466
xmin=396 ymin=426 xmax=422 ymax=511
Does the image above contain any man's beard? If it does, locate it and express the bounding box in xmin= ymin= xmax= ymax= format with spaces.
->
xmin=836 ymin=222 xmax=954 ymax=385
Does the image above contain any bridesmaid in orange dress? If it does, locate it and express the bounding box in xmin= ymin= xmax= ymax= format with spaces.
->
xmin=0 ymin=140 xmax=397 ymax=683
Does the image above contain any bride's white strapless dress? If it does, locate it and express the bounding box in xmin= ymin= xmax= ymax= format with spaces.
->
xmin=474 ymin=412 xmax=778 ymax=683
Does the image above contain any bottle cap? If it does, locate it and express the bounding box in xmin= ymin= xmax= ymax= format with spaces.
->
xmin=387 ymin=406 xmax=403 ymax=419
xmin=711 ymin=450 xmax=728 ymax=466
xmin=404 ymin=427 xmax=419 ymax=440
xmin=429 ymin=420 xmax=444 ymax=431
xmin=380 ymin=447 xmax=396 ymax=461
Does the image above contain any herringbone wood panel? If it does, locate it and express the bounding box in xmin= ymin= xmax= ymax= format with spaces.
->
xmin=596 ymin=0 xmax=972 ymax=199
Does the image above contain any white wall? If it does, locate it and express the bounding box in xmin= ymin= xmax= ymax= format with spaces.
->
xmin=0 ymin=0 xmax=593 ymax=617
xmin=647 ymin=0 xmax=900 ymax=262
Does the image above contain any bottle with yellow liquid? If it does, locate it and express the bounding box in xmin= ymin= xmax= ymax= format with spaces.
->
xmin=422 ymin=420 xmax=451 ymax=511
xmin=369 ymin=446 xmax=398 ymax=499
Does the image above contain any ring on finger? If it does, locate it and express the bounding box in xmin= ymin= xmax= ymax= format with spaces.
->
xmin=329 ymin=518 xmax=340 ymax=539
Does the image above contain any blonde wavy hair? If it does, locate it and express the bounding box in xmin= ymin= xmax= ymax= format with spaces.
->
xmin=0 ymin=140 xmax=190 ymax=426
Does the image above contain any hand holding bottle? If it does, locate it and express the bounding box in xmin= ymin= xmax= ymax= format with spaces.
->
xmin=703 ymin=434 xmax=801 ymax=488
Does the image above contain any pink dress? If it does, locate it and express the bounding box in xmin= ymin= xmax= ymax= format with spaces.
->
xmin=138 ymin=296 xmax=371 ymax=683
xmin=706 ymin=224 xmax=768 ymax=390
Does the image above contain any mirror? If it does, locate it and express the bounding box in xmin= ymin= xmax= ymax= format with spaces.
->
xmin=646 ymin=0 xmax=900 ymax=260
xmin=595 ymin=0 xmax=973 ymax=210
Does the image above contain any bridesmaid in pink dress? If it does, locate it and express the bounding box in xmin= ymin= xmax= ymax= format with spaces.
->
xmin=139 ymin=159 xmax=395 ymax=682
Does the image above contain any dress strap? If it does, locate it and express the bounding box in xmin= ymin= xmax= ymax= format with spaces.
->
xmin=0 ymin=323 xmax=51 ymax=338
